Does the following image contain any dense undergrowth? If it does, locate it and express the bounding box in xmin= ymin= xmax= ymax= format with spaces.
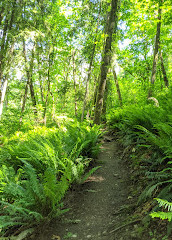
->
xmin=107 ymin=89 xmax=172 ymax=237
xmin=0 ymin=118 xmax=101 ymax=236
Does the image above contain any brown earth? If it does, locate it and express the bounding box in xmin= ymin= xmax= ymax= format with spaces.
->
xmin=30 ymin=137 xmax=163 ymax=240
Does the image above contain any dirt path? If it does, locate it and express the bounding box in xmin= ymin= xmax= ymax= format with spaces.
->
xmin=33 ymin=139 xmax=140 ymax=240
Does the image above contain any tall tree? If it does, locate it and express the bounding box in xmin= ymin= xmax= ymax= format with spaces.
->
xmin=148 ymin=0 xmax=162 ymax=97
xmin=94 ymin=0 xmax=119 ymax=124
xmin=81 ymin=0 xmax=102 ymax=121
xmin=72 ymin=51 xmax=77 ymax=117
xmin=23 ymin=40 xmax=37 ymax=118
xmin=0 ymin=0 xmax=17 ymax=99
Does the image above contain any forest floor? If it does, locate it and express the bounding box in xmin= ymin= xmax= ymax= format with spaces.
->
xmin=30 ymin=135 xmax=158 ymax=240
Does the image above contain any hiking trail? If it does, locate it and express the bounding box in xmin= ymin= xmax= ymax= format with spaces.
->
xmin=33 ymin=137 xmax=142 ymax=240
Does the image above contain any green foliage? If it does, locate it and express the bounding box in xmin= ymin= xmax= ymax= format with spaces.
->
xmin=108 ymin=90 xmax=172 ymax=232
xmin=150 ymin=198 xmax=172 ymax=221
xmin=0 ymin=121 xmax=101 ymax=235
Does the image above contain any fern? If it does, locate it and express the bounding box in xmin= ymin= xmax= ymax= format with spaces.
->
xmin=150 ymin=198 xmax=172 ymax=222
xmin=156 ymin=198 xmax=172 ymax=211
xmin=151 ymin=211 xmax=172 ymax=221
xmin=0 ymin=122 xmax=101 ymax=235
xmin=138 ymin=179 xmax=172 ymax=203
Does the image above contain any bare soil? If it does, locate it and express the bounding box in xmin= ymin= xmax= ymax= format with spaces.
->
xmin=31 ymin=137 xmax=150 ymax=240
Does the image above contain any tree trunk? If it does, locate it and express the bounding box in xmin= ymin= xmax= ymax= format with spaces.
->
xmin=0 ymin=16 xmax=9 ymax=99
xmin=50 ymin=91 xmax=55 ymax=121
xmin=63 ymin=58 xmax=71 ymax=111
xmin=112 ymin=68 xmax=122 ymax=106
xmin=43 ymin=65 xmax=51 ymax=125
xmin=81 ymin=0 xmax=102 ymax=121
xmin=0 ymin=78 xmax=8 ymax=119
xmin=37 ymin=48 xmax=44 ymax=103
xmin=102 ymin=80 xmax=109 ymax=118
xmin=94 ymin=0 xmax=119 ymax=124
xmin=23 ymin=40 xmax=37 ymax=118
xmin=0 ymin=43 xmax=14 ymax=119
xmin=0 ymin=0 xmax=16 ymax=98
xmin=160 ymin=51 xmax=169 ymax=87
xmin=20 ymin=79 xmax=29 ymax=123
xmin=148 ymin=1 xmax=162 ymax=97
xmin=72 ymin=52 xmax=77 ymax=117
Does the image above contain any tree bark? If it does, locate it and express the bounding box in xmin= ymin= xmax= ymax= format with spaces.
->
xmin=63 ymin=58 xmax=71 ymax=111
xmin=23 ymin=40 xmax=38 ymax=118
xmin=0 ymin=42 xmax=14 ymax=119
xmin=0 ymin=15 xmax=9 ymax=99
xmin=81 ymin=0 xmax=102 ymax=121
xmin=160 ymin=51 xmax=169 ymax=87
xmin=20 ymin=79 xmax=29 ymax=123
xmin=43 ymin=55 xmax=51 ymax=125
xmin=102 ymin=80 xmax=109 ymax=118
xmin=0 ymin=0 xmax=16 ymax=98
xmin=37 ymin=48 xmax=44 ymax=104
xmin=112 ymin=68 xmax=122 ymax=106
xmin=72 ymin=51 xmax=77 ymax=117
xmin=50 ymin=91 xmax=55 ymax=120
xmin=94 ymin=0 xmax=119 ymax=124
xmin=148 ymin=1 xmax=162 ymax=97
xmin=0 ymin=78 xmax=8 ymax=119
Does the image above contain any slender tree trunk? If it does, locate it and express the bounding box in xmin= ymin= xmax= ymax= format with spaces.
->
xmin=160 ymin=51 xmax=169 ymax=87
xmin=0 ymin=43 xmax=14 ymax=119
xmin=43 ymin=49 xmax=55 ymax=124
xmin=112 ymin=68 xmax=122 ymax=106
xmin=4 ymin=0 xmax=16 ymax=55
xmin=90 ymin=74 xmax=100 ymax=119
xmin=50 ymin=91 xmax=55 ymax=120
xmin=0 ymin=16 xmax=9 ymax=99
xmin=29 ymin=79 xmax=37 ymax=117
xmin=81 ymin=77 xmax=89 ymax=121
xmin=63 ymin=58 xmax=71 ymax=110
xmin=0 ymin=78 xmax=8 ymax=119
xmin=102 ymin=80 xmax=109 ymax=117
xmin=93 ymin=76 xmax=99 ymax=107
xmin=43 ymin=66 xmax=50 ymax=125
xmin=20 ymin=79 xmax=29 ymax=122
xmin=72 ymin=52 xmax=77 ymax=116
xmin=29 ymin=45 xmax=37 ymax=117
xmin=81 ymin=0 xmax=102 ymax=121
xmin=37 ymin=48 xmax=44 ymax=103
xmin=23 ymin=40 xmax=37 ymax=118
xmin=0 ymin=0 xmax=16 ymax=98
xmin=148 ymin=1 xmax=162 ymax=97
xmin=94 ymin=0 xmax=119 ymax=124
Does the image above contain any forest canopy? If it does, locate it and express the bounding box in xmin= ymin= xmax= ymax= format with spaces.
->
xmin=0 ymin=0 xmax=171 ymax=125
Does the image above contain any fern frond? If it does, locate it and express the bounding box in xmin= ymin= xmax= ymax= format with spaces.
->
xmin=150 ymin=211 xmax=172 ymax=221
xmin=155 ymin=198 xmax=172 ymax=211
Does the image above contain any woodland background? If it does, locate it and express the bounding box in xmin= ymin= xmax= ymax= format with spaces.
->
xmin=0 ymin=0 xmax=172 ymax=238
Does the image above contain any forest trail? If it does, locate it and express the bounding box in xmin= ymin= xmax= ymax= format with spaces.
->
xmin=33 ymin=137 xmax=139 ymax=240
